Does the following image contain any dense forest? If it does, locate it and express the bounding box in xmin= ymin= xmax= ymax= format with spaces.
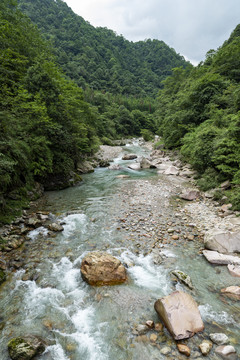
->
xmin=0 ymin=0 xmax=240 ymax=223
xmin=18 ymin=0 xmax=189 ymax=97
xmin=156 ymin=25 xmax=240 ymax=210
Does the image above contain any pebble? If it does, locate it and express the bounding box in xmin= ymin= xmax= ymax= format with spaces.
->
xmin=210 ymin=333 xmax=230 ymax=345
xmin=199 ymin=340 xmax=212 ymax=356
xmin=160 ymin=346 xmax=172 ymax=355
xmin=177 ymin=343 xmax=191 ymax=357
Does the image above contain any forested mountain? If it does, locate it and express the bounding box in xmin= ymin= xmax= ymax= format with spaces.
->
xmin=156 ymin=25 xmax=240 ymax=210
xmin=18 ymin=0 xmax=190 ymax=97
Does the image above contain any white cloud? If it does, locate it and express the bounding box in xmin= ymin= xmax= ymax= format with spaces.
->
xmin=64 ymin=0 xmax=240 ymax=64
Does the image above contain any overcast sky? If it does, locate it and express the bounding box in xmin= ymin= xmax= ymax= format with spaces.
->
xmin=64 ymin=0 xmax=240 ymax=65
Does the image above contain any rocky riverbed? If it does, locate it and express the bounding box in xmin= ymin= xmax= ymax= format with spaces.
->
xmin=0 ymin=139 xmax=240 ymax=360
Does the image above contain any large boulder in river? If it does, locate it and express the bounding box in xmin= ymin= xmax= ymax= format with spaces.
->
xmin=180 ymin=190 xmax=200 ymax=201
xmin=204 ymin=229 xmax=240 ymax=254
xmin=80 ymin=251 xmax=127 ymax=286
xmin=8 ymin=335 xmax=45 ymax=360
xmin=154 ymin=291 xmax=204 ymax=340
xmin=128 ymin=163 xmax=141 ymax=171
xmin=140 ymin=157 xmax=156 ymax=169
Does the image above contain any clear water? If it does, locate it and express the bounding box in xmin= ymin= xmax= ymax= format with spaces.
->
xmin=0 ymin=141 xmax=239 ymax=360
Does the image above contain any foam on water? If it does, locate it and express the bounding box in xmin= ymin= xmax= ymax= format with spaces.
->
xmin=199 ymin=304 xmax=236 ymax=325
xmin=62 ymin=213 xmax=88 ymax=237
xmin=51 ymin=257 xmax=81 ymax=292
xmin=27 ymin=226 xmax=48 ymax=240
xmin=44 ymin=344 xmax=70 ymax=360
xmin=120 ymin=250 xmax=170 ymax=294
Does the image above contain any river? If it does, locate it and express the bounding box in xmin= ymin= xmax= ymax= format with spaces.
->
xmin=0 ymin=140 xmax=239 ymax=359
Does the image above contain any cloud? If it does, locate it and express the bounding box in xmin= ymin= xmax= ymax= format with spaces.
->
xmin=64 ymin=0 xmax=240 ymax=64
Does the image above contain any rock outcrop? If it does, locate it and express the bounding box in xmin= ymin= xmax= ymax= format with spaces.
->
xmin=171 ymin=270 xmax=193 ymax=289
xmin=8 ymin=335 xmax=45 ymax=360
xmin=204 ymin=229 xmax=240 ymax=254
xmin=122 ymin=154 xmax=137 ymax=160
xmin=180 ymin=190 xmax=200 ymax=201
xmin=128 ymin=163 xmax=141 ymax=171
xmin=154 ymin=291 xmax=204 ymax=340
xmin=227 ymin=264 xmax=240 ymax=277
xmin=80 ymin=251 xmax=127 ymax=286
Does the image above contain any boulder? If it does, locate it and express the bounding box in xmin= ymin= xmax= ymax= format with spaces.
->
xmin=164 ymin=165 xmax=179 ymax=175
xmin=215 ymin=345 xmax=237 ymax=360
xmin=209 ymin=333 xmax=230 ymax=345
xmin=221 ymin=286 xmax=240 ymax=300
xmin=171 ymin=270 xmax=193 ymax=289
xmin=48 ymin=223 xmax=64 ymax=232
xmin=220 ymin=180 xmax=231 ymax=190
xmin=204 ymin=230 xmax=240 ymax=254
xmin=115 ymin=175 xmax=130 ymax=179
xmin=202 ymin=250 xmax=240 ymax=265
xmin=80 ymin=251 xmax=127 ymax=286
xmin=77 ymin=160 xmax=94 ymax=174
xmin=140 ymin=157 xmax=156 ymax=169
xmin=108 ymin=164 xmax=121 ymax=170
xmin=154 ymin=291 xmax=204 ymax=340
xmin=8 ymin=335 xmax=45 ymax=360
xmin=180 ymin=190 xmax=200 ymax=201
xmin=122 ymin=154 xmax=137 ymax=160
xmin=227 ymin=264 xmax=240 ymax=277
xmin=128 ymin=163 xmax=141 ymax=171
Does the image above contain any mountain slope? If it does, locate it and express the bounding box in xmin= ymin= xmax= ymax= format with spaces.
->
xmin=18 ymin=0 xmax=190 ymax=96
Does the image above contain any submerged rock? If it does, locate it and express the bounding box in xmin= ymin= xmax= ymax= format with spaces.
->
xmin=204 ymin=229 xmax=240 ymax=254
xmin=154 ymin=290 xmax=204 ymax=340
xmin=8 ymin=335 xmax=45 ymax=360
xmin=202 ymin=250 xmax=240 ymax=265
xmin=171 ymin=270 xmax=193 ymax=289
xmin=199 ymin=340 xmax=213 ymax=356
xmin=80 ymin=251 xmax=127 ymax=286
xmin=48 ymin=223 xmax=64 ymax=232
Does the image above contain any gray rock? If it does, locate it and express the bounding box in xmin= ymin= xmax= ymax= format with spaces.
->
xmin=140 ymin=157 xmax=156 ymax=169
xmin=48 ymin=223 xmax=64 ymax=232
xmin=164 ymin=165 xmax=179 ymax=175
xmin=227 ymin=264 xmax=240 ymax=277
xmin=160 ymin=346 xmax=172 ymax=355
xmin=180 ymin=190 xmax=200 ymax=201
xmin=209 ymin=333 xmax=230 ymax=345
xmin=202 ymin=250 xmax=240 ymax=265
xmin=8 ymin=335 xmax=45 ymax=360
xmin=204 ymin=229 xmax=240 ymax=254
xmin=108 ymin=164 xmax=121 ymax=170
xmin=128 ymin=163 xmax=141 ymax=171
xmin=171 ymin=270 xmax=193 ymax=289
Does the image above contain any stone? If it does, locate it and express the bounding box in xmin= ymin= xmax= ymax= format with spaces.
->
xmin=209 ymin=333 xmax=230 ymax=345
xmin=204 ymin=229 xmax=240 ymax=254
xmin=135 ymin=324 xmax=148 ymax=335
xmin=80 ymin=251 xmax=127 ymax=286
xmin=160 ymin=346 xmax=172 ymax=355
xmin=221 ymin=286 xmax=240 ymax=300
xmin=215 ymin=345 xmax=237 ymax=360
xmin=171 ymin=270 xmax=193 ymax=289
xmin=155 ymin=323 xmax=163 ymax=332
xmin=140 ymin=157 xmax=156 ymax=169
xmin=172 ymin=235 xmax=179 ymax=240
xmin=8 ymin=335 xmax=45 ymax=360
xmin=227 ymin=264 xmax=240 ymax=277
xmin=154 ymin=291 xmax=204 ymax=340
xmin=48 ymin=223 xmax=64 ymax=232
xmin=146 ymin=320 xmax=154 ymax=329
xmin=177 ymin=344 xmax=191 ymax=357
xmin=220 ymin=204 xmax=232 ymax=212
xmin=164 ymin=165 xmax=179 ymax=175
xmin=115 ymin=175 xmax=130 ymax=179
xmin=128 ymin=163 xmax=141 ymax=171
xmin=108 ymin=164 xmax=121 ymax=170
xmin=150 ymin=333 xmax=158 ymax=342
xmin=122 ymin=154 xmax=138 ymax=160
xmin=202 ymin=250 xmax=240 ymax=265
xmin=77 ymin=160 xmax=94 ymax=174
xmin=220 ymin=180 xmax=231 ymax=190
xmin=180 ymin=190 xmax=200 ymax=201
xmin=199 ymin=340 xmax=212 ymax=356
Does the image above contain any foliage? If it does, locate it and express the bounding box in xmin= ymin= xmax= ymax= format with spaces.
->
xmin=141 ymin=129 xmax=154 ymax=142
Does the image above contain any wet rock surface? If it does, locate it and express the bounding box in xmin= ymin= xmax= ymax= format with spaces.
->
xmin=8 ymin=335 xmax=45 ymax=360
xmin=154 ymin=291 xmax=204 ymax=340
xmin=80 ymin=251 xmax=127 ymax=286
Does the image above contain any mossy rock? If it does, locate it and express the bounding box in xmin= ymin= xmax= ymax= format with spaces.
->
xmin=8 ymin=335 xmax=45 ymax=360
